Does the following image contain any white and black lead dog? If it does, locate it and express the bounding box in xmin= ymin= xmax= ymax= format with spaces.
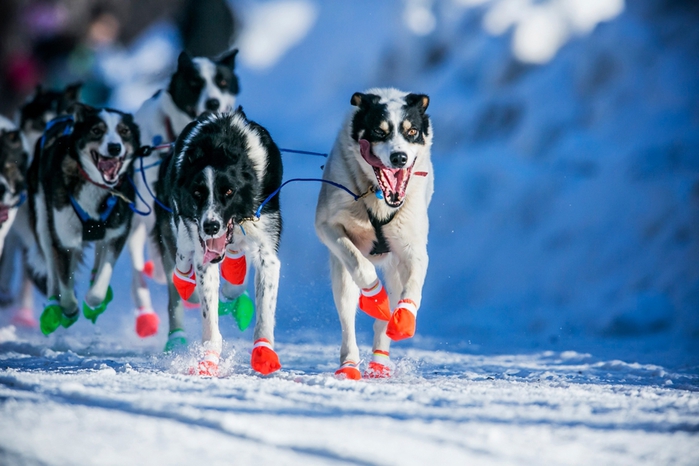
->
xmin=315 ymin=88 xmax=433 ymax=380
xmin=155 ymin=110 xmax=283 ymax=376
xmin=128 ymin=50 xmax=239 ymax=338
xmin=26 ymin=104 xmax=142 ymax=336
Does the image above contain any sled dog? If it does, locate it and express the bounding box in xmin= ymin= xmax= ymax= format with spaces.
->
xmin=27 ymin=104 xmax=142 ymax=335
xmin=155 ymin=110 xmax=283 ymax=376
xmin=315 ymin=88 xmax=434 ymax=379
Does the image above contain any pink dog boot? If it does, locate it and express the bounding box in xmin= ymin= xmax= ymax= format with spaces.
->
xmin=221 ymin=247 xmax=246 ymax=285
xmin=358 ymin=279 xmax=391 ymax=321
xmin=135 ymin=307 xmax=159 ymax=338
xmin=191 ymin=350 xmax=219 ymax=377
xmin=251 ymin=338 xmax=281 ymax=375
xmin=364 ymin=350 xmax=394 ymax=379
xmin=173 ymin=267 xmax=196 ymax=301
xmin=11 ymin=307 xmax=38 ymax=329
xmin=334 ymin=361 xmax=361 ymax=380
xmin=386 ymin=299 xmax=417 ymax=341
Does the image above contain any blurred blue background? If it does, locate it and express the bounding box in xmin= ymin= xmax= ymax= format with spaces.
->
xmin=1 ymin=0 xmax=697 ymax=367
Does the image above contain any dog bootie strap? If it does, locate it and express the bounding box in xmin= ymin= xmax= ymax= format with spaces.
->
xmin=251 ymin=338 xmax=281 ymax=375
xmin=334 ymin=360 xmax=361 ymax=380
xmin=358 ymin=279 xmax=391 ymax=321
xmin=164 ymin=329 xmax=187 ymax=353
xmin=386 ymin=299 xmax=417 ymax=341
xmin=173 ymin=267 xmax=196 ymax=301
xmin=135 ymin=307 xmax=159 ymax=338
xmin=364 ymin=350 xmax=394 ymax=379
xmin=221 ymin=248 xmax=247 ymax=286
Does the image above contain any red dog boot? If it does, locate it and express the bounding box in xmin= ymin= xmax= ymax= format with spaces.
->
xmin=334 ymin=361 xmax=361 ymax=380
xmin=135 ymin=307 xmax=159 ymax=338
xmin=192 ymin=350 xmax=219 ymax=377
xmin=143 ymin=260 xmax=155 ymax=279
xmin=251 ymin=338 xmax=281 ymax=375
xmin=364 ymin=350 xmax=394 ymax=379
xmin=386 ymin=299 xmax=418 ymax=341
xmin=173 ymin=267 xmax=196 ymax=301
xmin=221 ymin=247 xmax=246 ymax=286
xmin=358 ymin=279 xmax=391 ymax=321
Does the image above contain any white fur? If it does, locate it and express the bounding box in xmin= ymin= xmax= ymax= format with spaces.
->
xmin=192 ymin=58 xmax=237 ymax=115
xmin=315 ymin=88 xmax=434 ymax=368
xmin=0 ymin=115 xmax=30 ymax=256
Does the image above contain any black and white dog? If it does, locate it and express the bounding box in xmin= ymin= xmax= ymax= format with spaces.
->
xmin=0 ymin=83 xmax=82 ymax=325
xmin=155 ymin=110 xmax=283 ymax=376
xmin=128 ymin=50 xmax=240 ymax=338
xmin=315 ymin=88 xmax=433 ymax=380
xmin=26 ymin=104 xmax=142 ymax=335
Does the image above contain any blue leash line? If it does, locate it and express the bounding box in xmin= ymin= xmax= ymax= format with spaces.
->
xmin=279 ymin=148 xmax=328 ymax=157
xmin=254 ymin=178 xmax=361 ymax=219
xmin=135 ymin=156 xmax=172 ymax=214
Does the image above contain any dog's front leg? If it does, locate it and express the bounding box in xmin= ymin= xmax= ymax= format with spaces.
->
xmin=385 ymin=244 xmax=429 ymax=341
xmin=248 ymin=234 xmax=282 ymax=375
xmin=83 ymin=235 xmax=127 ymax=323
xmin=194 ymin=261 xmax=222 ymax=376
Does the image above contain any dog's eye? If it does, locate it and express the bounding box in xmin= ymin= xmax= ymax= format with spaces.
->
xmin=91 ymin=127 xmax=104 ymax=137
xmin=372 ymin=128 xmax=386 ymax=138
xmin=189 ymin=80 xmax=200 ymax=88
xmin=119 ymin=127 xmax=131 ymax=137
xmin=218 ymin=79 xmax=227 ymax=88
xmin=407 ymin=127 xmax=418 ymax=137
xmin=224 ymin=188 xmax=233 ymax=197
xmin=193 ymin=190 xmax=202 ymax=199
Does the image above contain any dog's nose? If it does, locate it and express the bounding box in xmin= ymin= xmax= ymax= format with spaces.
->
xmin=107 ymin=143 xmax=122 ymax=156
xmin=203 ymin=219 xmax=221 ymax=236
xmin=390 ymin=152 xmax=408 ymax=168
xmin=205 ymin=99 xmax=220 ymax=111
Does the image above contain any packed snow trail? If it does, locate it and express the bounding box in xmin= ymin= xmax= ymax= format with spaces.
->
xmin=1 ymin=329 xmax=697 ymax=465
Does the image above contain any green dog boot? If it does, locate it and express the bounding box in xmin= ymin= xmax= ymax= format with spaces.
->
xmin=164 ymin=329 xmax=187 ymax=353
xmin=232 ymin=291 xmax=254 ymax=331
xmin=82 ymin=298 xmax=107 ymax=324
xmin=40 ymin=297 xmax=78 ymax=335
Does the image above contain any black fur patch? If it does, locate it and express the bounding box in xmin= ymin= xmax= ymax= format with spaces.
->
xmin=0 ymin=129 xmax=29 ymax=199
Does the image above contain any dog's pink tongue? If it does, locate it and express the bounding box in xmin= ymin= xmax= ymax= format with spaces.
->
xmin=359 ymin=139 xmax=385 ymax=168
xmin=203 ymin=235 xmax=227 ymax=264
xmin=98 ymin=157 xmax=121 ymax=179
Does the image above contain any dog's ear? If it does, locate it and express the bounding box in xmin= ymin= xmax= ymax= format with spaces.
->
xmin=405 ymin=93 xmax=429 ymax=114
xmin=177 ymin=51 xmax=194 ymax=70
xmin=69 ymin=102 xmax=92 ymax=122
xmin=63 ymin=82 xmax=83 ymax=103
xmin=218 ymin=48 xmax=238 ymax=69
xmin=351 ymin=92 xmax=381 ymax=109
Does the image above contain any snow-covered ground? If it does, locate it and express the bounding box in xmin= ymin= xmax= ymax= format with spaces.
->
xmin=1 ymin=0 xmax=698 ymax=463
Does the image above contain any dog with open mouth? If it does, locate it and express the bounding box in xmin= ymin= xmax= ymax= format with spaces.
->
xmin=127 ymin=49 xmax=240 ymax=340
xmin=315 ymin=88 xmax=434 ymax=380
xmin=154 ymin=109 xmax=283 ymax=376
xmin=25 ymin=103 xmax=143 ymax=335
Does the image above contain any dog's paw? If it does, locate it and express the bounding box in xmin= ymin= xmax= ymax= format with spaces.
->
xmin=363 ymin=350 xmax=394 ymax=379
xmin=164 ymin=329 xmax=187 ymax=353
xmin=358 ymin=279 xmax=391 ymax=321
xmin=221 ymin=248 xmax=246 ymax=285
xmin=40 ymin=298 xmax=78 ymax=335
xmin=334 ymin=361 xmax=361 ymax=380
xmin=251 ymin=339 xmax=281 ymax=375
xmin=135 ymin=308 xmax=159 ymax=338
xmin=386 ymin=300 xmax=417 ymax=341
xmin=219 ymin=291 xmax=254 ymax=331
xmin=173 ymin=267 xmax=196 ymax=301
xmin=189 ymin=350 xmax=219 ymax=377
xmin=82 ymin=300 xmax=107 ymax=324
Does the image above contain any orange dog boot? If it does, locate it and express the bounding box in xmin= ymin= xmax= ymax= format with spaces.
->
xmin=335 ymin=360 xmax=361 ymax=380
xmin=135 ymin=307 xmax=159 ymax=338
xmin=364 ymin=350 xmax=394 ymax=379
xmin=173 ymin=267 xmax=196 ymax=301
xmin=191 ymin=350 xmax=219 ymax=377
xmin=251 ymin=338 xmax=281 ymax=375
xmin=358 ymin=279 xmax=391 ymax=321
xmin=386 ymin=299 xmax=417 ymax=341
xmin=221 ymin=247 xmax=246 ymax=285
